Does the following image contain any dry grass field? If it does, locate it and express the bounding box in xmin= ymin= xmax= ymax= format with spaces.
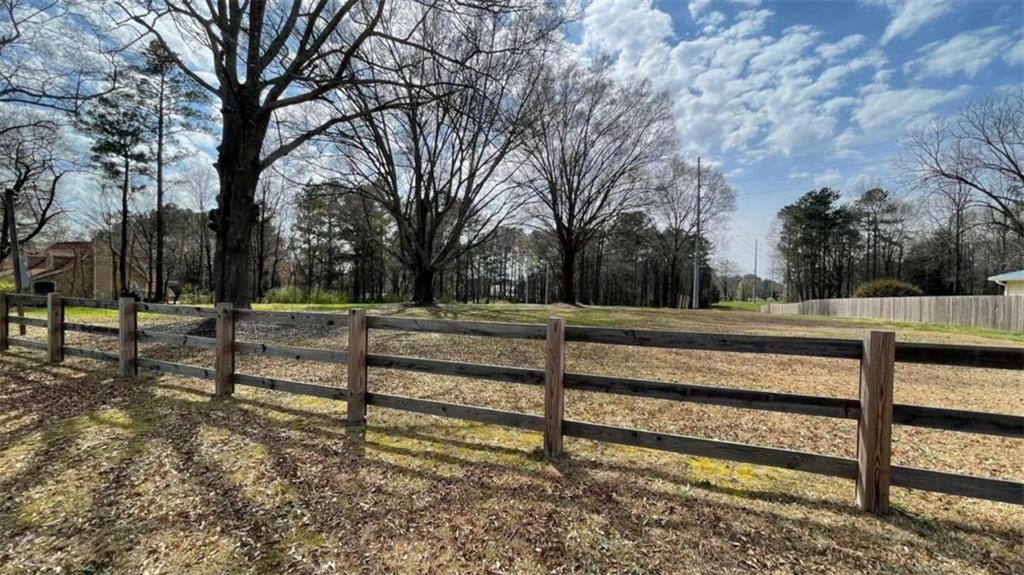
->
xmin=0 ymin=303 xmax=1021 ymax=574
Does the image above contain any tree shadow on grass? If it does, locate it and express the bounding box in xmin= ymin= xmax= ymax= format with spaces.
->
xmin=1 ymin=354 xmax=1020 ymax=573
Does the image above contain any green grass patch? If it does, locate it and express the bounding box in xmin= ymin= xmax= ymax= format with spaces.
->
xmin=818 ymin=315 xmax=1024 ymax=344
xmin=712 ymin=300 xmax=774 ymax=312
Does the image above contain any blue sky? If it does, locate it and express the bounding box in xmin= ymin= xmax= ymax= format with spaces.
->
xmin=575 ymin=0 xmax=1024 ymax=275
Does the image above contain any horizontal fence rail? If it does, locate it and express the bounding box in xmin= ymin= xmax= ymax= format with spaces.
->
xmin=62 ymin=297 xmax=118 ymax=309
xmin=5 ymin=293 xmax=46 ymax=305
xmin=367 ymin=316 xmax=547 ymax=339
xmin=368 ymin=354 xmax=545 ymax=385
xmin=235 ymin=309 xmax=349 ymax=327
xmin=65 ymin=322 xmax=119 ymax=337
xmin=137 ymin=302 xmax=218 ymax=318
xmin=894 ymin=342 xmax=1023 ymax=370
xmin=234 ymin=341 xmax=347 ymax=363
xmin=8 ymin=316 xmax=47 ymax=328
xmin=1 ymin=293 xmax=1021 ymax=511
xmin=138 ymin=330 xmax=216 ymax=350
xmin=63 ymin=346 xmax=119 ymax=363
xmin=8 ymin=337 xmax=46 ymax=351
xmin=565 ymin=327 xmax=865 ymax=359
xmin=235 ymin=373 xmax=348 ymax=400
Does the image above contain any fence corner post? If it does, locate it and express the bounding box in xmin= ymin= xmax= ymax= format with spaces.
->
xmin=0 ymin=293 xmax=8 ymax=353
xmin=118 ymin=297 xmax=137 ymax=377
xmin=856 ymin=329 xmax=895 ymax=514
xmin=543 ymin=316 xmax=566 ymax=458
xmin=215 ymin=302 xmax=235 ymax=397
xmin=47 ymin=292 xmax=64 ymax=364
xmin=347 ymin=309 xmax=368 ymax=425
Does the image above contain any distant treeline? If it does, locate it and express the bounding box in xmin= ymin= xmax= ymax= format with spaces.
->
xmin=775 ymin=187 xmax=1022 ymax=301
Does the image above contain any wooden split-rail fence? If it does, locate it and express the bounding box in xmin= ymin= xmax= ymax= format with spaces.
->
xmin=1 ymin=292 xmax=1022 ymax=513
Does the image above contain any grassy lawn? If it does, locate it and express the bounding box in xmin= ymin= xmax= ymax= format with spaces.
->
xmin=1 ymin=304 xmax=1021 ymax=573
xmin=711 ymin=299 xmax=772 ymax=312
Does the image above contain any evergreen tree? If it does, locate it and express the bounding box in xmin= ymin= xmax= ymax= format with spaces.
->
xmin=82 ymin=75 xmax=153 ymax=297
xmin=137 ymin=40 xmax=209 ymax=301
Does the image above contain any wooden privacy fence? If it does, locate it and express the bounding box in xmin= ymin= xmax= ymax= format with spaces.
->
xmin=762 ymin=295 xmax=1024 ymax=332
xmin=1 ymin=292 xmax=1022 ymax=513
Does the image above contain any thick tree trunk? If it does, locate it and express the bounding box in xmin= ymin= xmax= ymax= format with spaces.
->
xmin=412 ymin=267 xmax=436 ymax=305
xmin=212 ymin=98 xmax=267 ymax=308
xmin=559 ymin=244 xmax=577 ymax=304
xmin=4 ymin=190 xmax=26 ymax=334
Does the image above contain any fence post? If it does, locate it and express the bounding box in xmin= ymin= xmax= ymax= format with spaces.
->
xmin=543 ymin=316 xmax=566 ymax=457
xmin=0 ymin=293 xmax=8 ymax=352
xmin=347 ymin=309 xmax=368 ymax=425
xmin=118 ymin=297 xmax=137 ymax=377
xmin=215 ymin=303 xmax=235 ymax=397
xmin=47 ymin=292 xmax=64 ymax=364
xmin=856 ymin=329 xmax=895 ymax=514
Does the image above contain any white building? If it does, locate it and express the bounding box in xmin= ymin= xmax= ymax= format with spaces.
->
xmin=988 ymin=270 xmax=1024 ymax=296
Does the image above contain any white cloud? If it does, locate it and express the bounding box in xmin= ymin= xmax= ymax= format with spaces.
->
xmin=864 ymin=0 xmax=955 ymax=45
xmin=749 ymin=25 xmax=820 ymax=71
xmin=582 ymin=0 xmax=673 ymax=60
xmin=816 ymin=34 xmax=866 ymax=59
xmin=688 ymin=0 xmax=713 ymax=20
xmin=579 ymin=0 xmax=984 ymax=163
xmin=814 ymin=169 xmax=842 ymax=187
xmin=853 ymin=85 xmax=971 ymax=130
xmin=700 ymin=11 xmax=727 ymax=28
xmin=908 ymin=27 xmax=1013 ymax=78
xmin=1005 ymin=37 xmax=1024 ymax=66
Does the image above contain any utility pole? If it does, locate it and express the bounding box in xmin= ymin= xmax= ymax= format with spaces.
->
xmin=753 ymin=238 xmax=758 ymax=301
xmin=691 ymin=157 xmax=702 ymax=309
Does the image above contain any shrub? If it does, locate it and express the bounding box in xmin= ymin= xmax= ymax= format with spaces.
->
xmin=176 ymin=290 xmax=213 ymax=305
xmin=854 ymin=278 xmax=923 ymax=298
xmin=264 ymin=286 xmax=350 ymax=305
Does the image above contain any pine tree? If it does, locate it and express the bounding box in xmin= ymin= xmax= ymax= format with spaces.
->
xmin=137 ymin=40 xmax=209 ymax=301
xmin=82 ymin=75 xmax=153 ymax=298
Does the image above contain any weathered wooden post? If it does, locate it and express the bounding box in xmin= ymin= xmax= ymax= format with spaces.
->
xmin=215 ymin=303 xmax=235 ymax=397
xmin=118 ymin=297 xmax=137 ymax=377
xmin=347 ymin=309 xmax=368 ymax=425
xmin=543 ymin=316 xmax=566 ymax=457
xmin=0 ymin=293 xmax=8 ymax=352
xmin=856 ymin=329 xmax=896 ymax=514
xmin=46 ymin=292 xmax=64 ymax=364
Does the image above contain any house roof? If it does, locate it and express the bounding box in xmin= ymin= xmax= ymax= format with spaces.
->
xmin=988 ymin=270 xmax=1024 ymax=282
xmin=44 ymin=241 xmax=91 ymax=258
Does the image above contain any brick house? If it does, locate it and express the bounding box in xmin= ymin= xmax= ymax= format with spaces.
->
xmin=1 ymin=237 xmax=152 ymax=300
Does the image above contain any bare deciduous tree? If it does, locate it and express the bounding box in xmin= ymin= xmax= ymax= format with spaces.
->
xmin=653 ymin=157 xmax=735 ymax=307
xmin=318 ymin=3 xmax=558 ymax=304
xmin=518 ymin=61 xmax=675 ymax=303
xmin=1 ymin=0 xmax=110 ymax=113
xmin=175 ymin=160 xmax=216 ymax=291
xmin=113 ymin=0 xmax=504 ymax=306
xmin=0 ymin=116 xmax=64 ymax=270
xmin=903 ymin=89 xmax=1024 ymax=238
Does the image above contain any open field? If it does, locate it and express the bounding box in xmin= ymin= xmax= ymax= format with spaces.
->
xmin=1 ymin=304 xmax=1021 ymax=573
